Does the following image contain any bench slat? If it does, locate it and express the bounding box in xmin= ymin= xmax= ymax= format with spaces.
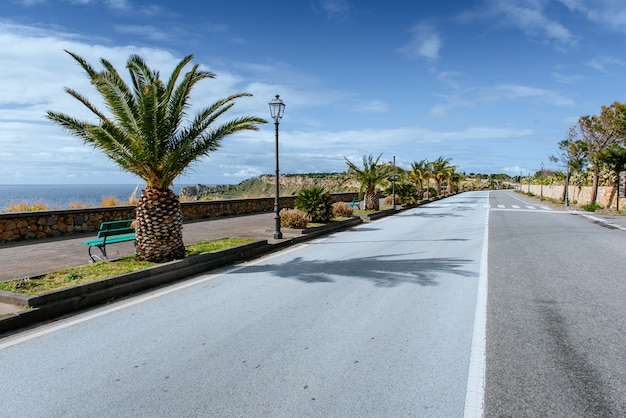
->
xmin=97 ymin=227 xmax=135 ymax=238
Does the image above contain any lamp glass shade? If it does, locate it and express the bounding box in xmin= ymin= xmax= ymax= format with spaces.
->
xmin=269 ymin=95 xmax=285 ymax=121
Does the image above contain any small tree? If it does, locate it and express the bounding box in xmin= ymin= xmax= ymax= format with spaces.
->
xmin=578 ymin=102 xmax=626 ymax=204
xmin=550 ymin=126 xmax=588 ymax=205
xmin=431 ymin=156 xmax=454 ymax=195
xmin=409 ymin=159 xmax=429 ymax=199
xmin=344 ymin=154 xmax=393 ymax=210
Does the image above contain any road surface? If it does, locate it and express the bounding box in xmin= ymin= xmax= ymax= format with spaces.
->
xmin=485 ymin=191 xmax=626 ymax=417
xmin=2 ymin=190 xmax=624 ymax=417
xmin=1 ymin=192 xmax=490 ymax=417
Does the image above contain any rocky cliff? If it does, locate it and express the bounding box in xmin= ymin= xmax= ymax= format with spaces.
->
xmin=181 ymin=173 xmax=359 ymax=200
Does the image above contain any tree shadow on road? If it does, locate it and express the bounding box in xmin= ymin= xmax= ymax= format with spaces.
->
xmin=409 ymin=212 xmax=463 ymax=218
xmin=238 ymin=254 xmax=476 ymax=287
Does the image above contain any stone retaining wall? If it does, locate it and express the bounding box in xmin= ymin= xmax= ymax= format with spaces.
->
xmin=522 ymin=185 xmax=625 ymax=209
xmin=0 ymin=192 xmax=358 ymax=243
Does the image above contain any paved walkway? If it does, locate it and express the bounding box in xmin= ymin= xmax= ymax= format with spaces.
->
xmin=0 ymin=212 xmax=300 ymax=314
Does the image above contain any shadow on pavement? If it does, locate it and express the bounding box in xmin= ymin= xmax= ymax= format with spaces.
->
xmin=410 ymin=212 xmax=463 ymax=218
xmin=238 ymin=254 xmax=476 ymax=288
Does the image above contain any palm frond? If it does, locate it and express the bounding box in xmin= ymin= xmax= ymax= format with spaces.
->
xmin=47 ymin=51 xmax=266 ymax=190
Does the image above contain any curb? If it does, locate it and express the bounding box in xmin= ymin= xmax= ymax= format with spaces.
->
xmin=0 ymin=216 xmax=364 ymax=335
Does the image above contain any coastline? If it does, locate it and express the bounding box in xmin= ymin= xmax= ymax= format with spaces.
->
xmin=0 ymin=184 xmax=194 ymax=212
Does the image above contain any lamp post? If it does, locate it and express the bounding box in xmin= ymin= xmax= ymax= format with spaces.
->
xmin=539 ymin=161 xmax=543 ymax=200
xmin=392 ymin=156 xmax=396 ymax=210
xmin=565 ymin=165 xmax=570 ymax=207
xmin=269 ymin=94 xmax=285 ymax=239
xmin=269 ymin=95 xmax=285 ymax=239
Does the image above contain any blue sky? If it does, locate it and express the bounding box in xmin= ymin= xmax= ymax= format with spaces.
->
xmin=1 ymin=0 xmax=626 ymax=185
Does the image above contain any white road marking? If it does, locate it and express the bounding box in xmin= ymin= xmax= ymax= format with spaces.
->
xmin=464 ymin=201 xmax=489 ymax=418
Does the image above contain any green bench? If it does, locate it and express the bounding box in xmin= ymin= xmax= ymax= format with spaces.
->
xmin=82 ymin=220 xmax=136 ymax=262
xmin=348 ymin=197 xmax=360 ymax=209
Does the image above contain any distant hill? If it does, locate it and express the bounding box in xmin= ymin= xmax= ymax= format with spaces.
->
xmin=180 ymin=173 xmax=360 ymax=200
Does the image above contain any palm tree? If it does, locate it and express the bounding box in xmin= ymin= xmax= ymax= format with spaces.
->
xmin=409 ymin=159 xmax=429 ymax=200
xmin=344 ymin=154 xmax=392 ymax=210
xmin=448 ymin=171 xmax=463 ymax=193
xmin=47 ymin=51 xmax=266 ymax=262
xmin=431 ymin=156 xmax=454 ymax=195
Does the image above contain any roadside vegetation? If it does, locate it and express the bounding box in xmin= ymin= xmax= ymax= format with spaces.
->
xmin=0 ymin=238 xmax=254 ymax=296
xmin=519 ymin=101 xmax=626 ymax=211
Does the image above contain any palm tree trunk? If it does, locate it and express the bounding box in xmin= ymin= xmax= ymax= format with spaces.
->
xmin=364 ymin=187 xmax=379 ymax=210
xmin=135 ymin=187 xmax=185 ymax=262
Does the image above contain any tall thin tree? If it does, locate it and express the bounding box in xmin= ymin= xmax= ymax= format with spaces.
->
xmin=578 ymin=102 xmax=626 ymax=204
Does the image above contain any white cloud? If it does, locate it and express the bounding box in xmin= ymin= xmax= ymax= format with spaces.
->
xmin=429 ymin=82 xmax=575 ymax=117
xmin=468 ymin=0 xmax=578 ymax=50
xmin=114 ymin=25 xmax=170 ymax=41
xmin=352 ymin=100 xmax=388 ymax=113
xmin=316 ymin=0 xmax=351 ymax=19
xmin=396 ymin=22 xmax=443 ymax=61
xmin=494 ymin=84 xmax=575 ymax=106
xmin=558 ymin=0 xmax=626 ymax=32
xmin=16 ymin=0 xmax=46 ymax=5
xmin=0 ymin=20 xmax=412 ymax=184
xmin=551 ymin=72 xmax=584 ymax=84
xmin=586 ymin=56 xmax=625 ymax=73
xmin=103 ymin=0 xmax=129 ymax=10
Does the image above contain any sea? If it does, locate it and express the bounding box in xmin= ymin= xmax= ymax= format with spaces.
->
xmin=0 ymin=184 xmax=193 ymax=212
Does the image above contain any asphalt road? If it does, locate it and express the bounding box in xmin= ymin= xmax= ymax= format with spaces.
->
xmin=2 ymin=190 xmax=623 ymax=417
xmin=0 ymin=192 xmax=490 ymax=417
xmin=485 ymin=190 xmax=626 ymax=417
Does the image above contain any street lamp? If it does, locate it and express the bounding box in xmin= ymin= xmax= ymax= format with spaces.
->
xmin=269 ymin=95 xmax=285 ymax=239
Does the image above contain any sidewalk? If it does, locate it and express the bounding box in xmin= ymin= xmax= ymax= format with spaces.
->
xmin=0 ymin=212 xmax=295 ymax=282
xmin=0 ymin=212 xmax=304 ymax=315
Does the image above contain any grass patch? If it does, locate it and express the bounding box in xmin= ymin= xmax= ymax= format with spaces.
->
xmin=0 ymin=238 xmax=255 ymax=296
xmin=185 ymin=238 xmax=254 ymax=256
xmin=581 ymin=203 xmax=604 ymax=212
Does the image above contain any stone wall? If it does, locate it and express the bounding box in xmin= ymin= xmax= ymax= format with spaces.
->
xmin=521 ymin=184 xmax=626 ymax=209
xmin=0 ymin=192 xmax=358 ymax=243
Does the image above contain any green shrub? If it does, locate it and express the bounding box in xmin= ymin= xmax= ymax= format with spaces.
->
xmin=332 ymin=201 xmax=353 ymax=218
xmin=385 ymin=182 xmax=416 ymax=205
xmin=280 ymin=208 xmax=309 ymax=228
xmin=295 ymin=186 xmax=333 ymax=223
xmin=581 ymin=203 xmax=603 ymax=212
